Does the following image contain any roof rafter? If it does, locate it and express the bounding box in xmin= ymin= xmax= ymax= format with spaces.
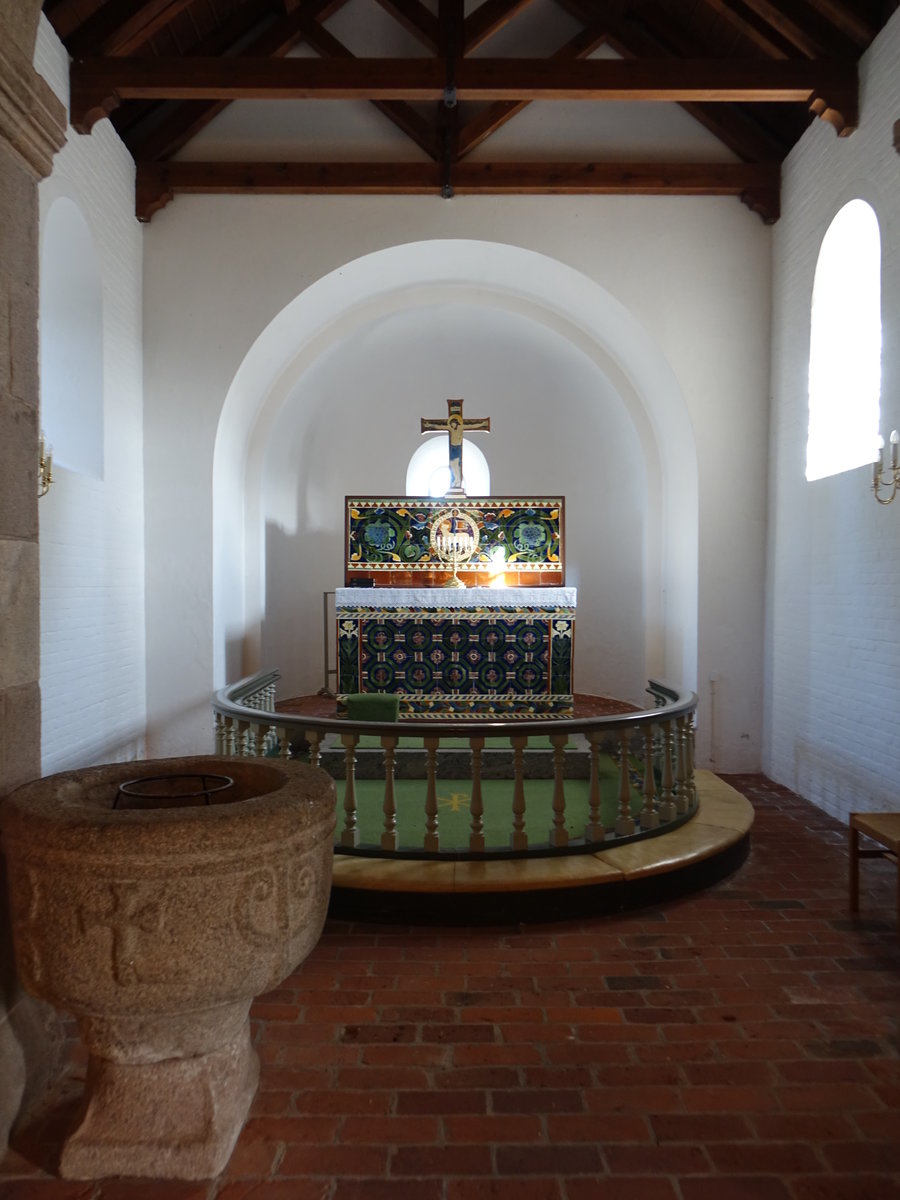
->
xmin=464 ymin=0 xmax=538 ymax=54
xmin=789 ymin=0 xmax=879 ymax=48
xmin=295 ymin=14 xmax=439 ymax=160
xmin=733 ymin=0 xmax=859 ymax=57
xmin=110 ymin=0 xmax=278 ymax=137
xmin=583 ymin=2 xmax=800 ymax=160
xmin=700 ymin=0 xmax=804 ymax=58
xmin=122 ymin=0 xmax=351 ymax=162
xmin=457 ymin=22 xmax=609 ymax=159
xmin=67 ymin=0 xmax=199 ymax=57
xmin=373 ymin=0 xmax=441 ymax=53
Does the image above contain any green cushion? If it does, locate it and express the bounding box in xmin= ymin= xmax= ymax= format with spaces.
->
xmin=344 ymin=692 xmax=400 ymax=722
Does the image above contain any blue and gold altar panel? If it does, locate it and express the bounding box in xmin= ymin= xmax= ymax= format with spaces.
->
xmin=345 ymin=497 xmax=564 ymax=588
xmin=336 ymin=592 xmax=575 ymax=719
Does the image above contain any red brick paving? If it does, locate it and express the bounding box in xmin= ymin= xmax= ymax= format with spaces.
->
xmin=2 ymin=775 xmax=899 ymax=1199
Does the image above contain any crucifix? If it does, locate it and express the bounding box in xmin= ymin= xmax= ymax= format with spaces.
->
xmin=420 ymin=398 xmax=491 ymax=497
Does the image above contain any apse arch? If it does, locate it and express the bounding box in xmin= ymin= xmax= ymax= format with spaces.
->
xmin=213 ymin=240 xmax=698 ymax=695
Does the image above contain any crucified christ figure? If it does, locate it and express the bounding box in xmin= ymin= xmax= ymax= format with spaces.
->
xmin=420 ymin=398 xmax=491 ymax=496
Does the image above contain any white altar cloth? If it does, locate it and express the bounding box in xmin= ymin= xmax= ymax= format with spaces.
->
xmin=336 ymin=586 xmax=576 ymax=609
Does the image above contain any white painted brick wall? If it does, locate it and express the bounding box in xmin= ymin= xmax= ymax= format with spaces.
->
xmin=764 ymin=11 xmax=900 ymax=822
xmin=34 ymin=18 xmax=147 ymax=773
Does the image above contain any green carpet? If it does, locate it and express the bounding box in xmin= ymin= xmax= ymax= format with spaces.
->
xmin=336 ymin=764 xmax=644 ymax=852
xmin=344 ymin=734 xmax=561 ymax=750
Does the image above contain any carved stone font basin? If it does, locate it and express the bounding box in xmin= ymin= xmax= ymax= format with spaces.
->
xmin=1 ymin=756 xmax=335 ymax=1180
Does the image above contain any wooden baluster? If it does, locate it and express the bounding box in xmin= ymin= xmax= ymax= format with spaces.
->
xmin=616 ymin=729 xmax=636 ymax=836
xmin=424 ymin=735 xmax=439 ymax=853
xmin=277 ymin=725 xmax=291 ymax=760
xmin=306 ymin=729 xmax=322 ymax=769
xmin=469 ymin=735 xmax=485 ymax=853
xmin=381 ymin=734 xmax=398 ymax=851
xmin=674 ymin=715 xmax=688 ymax=814
xmin=510 ymin=735 xmax=528 ymax=850
xmin=240 ymin=720 xmax=250 ymax=757
xmin=246 ymin=721 xmax=262 ymax=758
xmin=549 ymin=732 xmax=568 ymax=847
xmin=340 ymin=732 xmax=359 ymax=848
xmin=585 ymin=731 xmax=604 ymax=842
xmin=225 ymin=717 xmax=237 ymax=757
xmin=214 ymin=712 xmax=226 ymax=755
xmin=640 ymin=725 xmax=659 ymax=828
xmin=658 ymin=719 xmax=676 ymax=822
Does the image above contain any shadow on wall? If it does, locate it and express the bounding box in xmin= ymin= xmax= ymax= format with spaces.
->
xmin=259 ymin=524 xmax=338 ymax=699
xmin=795 ymin=736 xmax=899 ymax=822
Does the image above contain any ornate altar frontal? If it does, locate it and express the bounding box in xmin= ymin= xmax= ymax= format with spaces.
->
xmin=345 ymin=497 xmax=565 ymax=588
xmin=336 ymin=587 xmax=576 ymax=719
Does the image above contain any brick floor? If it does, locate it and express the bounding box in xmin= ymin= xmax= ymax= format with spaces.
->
xmin=2 ymin=774 xmax=899 ymax=1199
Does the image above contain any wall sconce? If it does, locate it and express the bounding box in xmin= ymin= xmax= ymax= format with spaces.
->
xmin=38 ymin=431 xmax=53 ymax=498
xmin=872 ymin=430 xmax=899 ymax=504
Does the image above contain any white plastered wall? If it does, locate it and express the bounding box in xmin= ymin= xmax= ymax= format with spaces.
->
xmin=144 ymin=184 xmax=770 ymax=769
xmin=34 ymin=18 xmax=147 ymax=772
xmin=765 ymin=11 xmax=900 ymax=821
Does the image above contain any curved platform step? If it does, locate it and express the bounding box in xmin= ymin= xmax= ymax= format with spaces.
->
xmin=329 ymin=771 xmax=753 ymax=924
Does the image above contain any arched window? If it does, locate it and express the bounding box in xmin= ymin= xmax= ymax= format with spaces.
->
xmin=406 ymin=434 xmax=491 ymax=496
xmin=806 ymin=199 xmax=881 ymax=481
xmin=40 ymin=197 xmax=105 ymax=479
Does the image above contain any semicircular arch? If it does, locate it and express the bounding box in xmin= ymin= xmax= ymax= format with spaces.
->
xmin=213 ymin=240 xmax=698 ymax=693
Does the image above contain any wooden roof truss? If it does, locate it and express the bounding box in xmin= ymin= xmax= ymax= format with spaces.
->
xmin=43 ymin=0 xmax=899 ymax=222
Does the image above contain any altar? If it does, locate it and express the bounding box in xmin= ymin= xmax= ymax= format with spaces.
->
xmin=336 ymin=586 xmax=576 ymax=719
xmin=334 ymin=399 xmax=574 ymax=719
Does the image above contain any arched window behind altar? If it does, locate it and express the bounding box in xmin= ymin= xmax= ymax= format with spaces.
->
xmin=406 ymin=434 xmax=491 ymax=496
xmin=806 ymin=199 xmax=881 ymax=482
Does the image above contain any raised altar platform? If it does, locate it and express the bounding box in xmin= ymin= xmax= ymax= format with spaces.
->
xmin=336 ymin=586 xmax=576 ymax=719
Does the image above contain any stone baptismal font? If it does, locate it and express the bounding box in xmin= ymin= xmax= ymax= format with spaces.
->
xmin=1 ymin=756 xmax=335 ymax=1180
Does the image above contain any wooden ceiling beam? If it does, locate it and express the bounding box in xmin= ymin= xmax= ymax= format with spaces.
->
xmin=373 ymin=0 xmax=441 ymax=53
xmin=71 ymin=55 xmax=858 ymax=117
xmin=136 ymin=158 xmax=781 ymax=222
xmin=66 ymin=0 xmax=201 ymax=57
xmin=464 ymin=0 xmax=538 ymax=53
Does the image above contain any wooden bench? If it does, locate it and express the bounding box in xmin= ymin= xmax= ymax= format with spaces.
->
xmin=849 ymin=812 xmax=900 ymax=933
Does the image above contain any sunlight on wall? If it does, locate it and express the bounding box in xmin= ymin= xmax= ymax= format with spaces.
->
xmin=806 ymin=199 xmax=882 ymax=482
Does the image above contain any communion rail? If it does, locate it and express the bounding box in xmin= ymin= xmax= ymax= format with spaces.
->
xmin=212 ymin=673 xmax=698 ymax=859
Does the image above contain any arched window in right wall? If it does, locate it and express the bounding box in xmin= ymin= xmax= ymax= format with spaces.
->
xmin=806 ymin=199 xmax=882 ymax=482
